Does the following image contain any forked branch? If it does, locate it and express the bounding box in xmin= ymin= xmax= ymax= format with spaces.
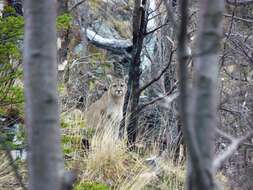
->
xmin=139 ymin=50 xmax=175 ymax=93
xmin=137 ymin=83 xmax=178 ymax=112
xmin=213 ymin=128 xmax=253 ymax=171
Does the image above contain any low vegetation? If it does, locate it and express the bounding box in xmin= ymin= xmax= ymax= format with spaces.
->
xmin=59 ymin=109 xmax=227 ymax=190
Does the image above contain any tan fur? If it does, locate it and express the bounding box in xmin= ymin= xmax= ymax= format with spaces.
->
xmin=85 ymin=78 xmax=127 ymax=128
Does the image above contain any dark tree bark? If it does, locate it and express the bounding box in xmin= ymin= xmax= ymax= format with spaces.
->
xmin=23 ymin=0 xmax=66 ymax=189
xmin=124 ymin=0 xmax=149 ymax=147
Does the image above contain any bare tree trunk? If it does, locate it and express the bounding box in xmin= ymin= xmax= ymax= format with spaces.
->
xmin=23 ymin=1 xmax=64 ymax=189
xmin=177 ymin=0 xmax=224 ymax=189
xmin=124 ymin=0 xmax=148 ymax=147
xmin=189 ymin=0 xmax=224 ymax=189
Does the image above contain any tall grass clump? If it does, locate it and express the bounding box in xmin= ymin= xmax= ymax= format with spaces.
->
xmin=83 ymin=119 xmax=152 ymax=188
xmin=60 ymin=109 xmax=192 ymax=190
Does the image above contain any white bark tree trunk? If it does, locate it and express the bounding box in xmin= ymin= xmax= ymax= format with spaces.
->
xmin=23 ymin=0 xmax=64 ymax=189
xmin=178 ymin=0 xmax=224 ymax=189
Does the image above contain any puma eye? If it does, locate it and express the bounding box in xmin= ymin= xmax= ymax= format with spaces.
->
xmin=112 ymin=84 xmax=117 ymax=88
xmin=120 ymin=84 xmax=124 ymax=87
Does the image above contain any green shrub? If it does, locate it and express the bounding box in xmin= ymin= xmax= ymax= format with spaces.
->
xmin=0 ymin=15 xmax=24 ymax=114
xmin=61 ymin=134 xmax=82 ymax=155
xmin=74 ymin=181 xmax=109 ymax=190
xmin=57 ymin=13 xmax=72 ymax=30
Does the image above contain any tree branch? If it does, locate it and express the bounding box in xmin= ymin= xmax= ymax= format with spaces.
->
xmin=213 ymin=128 xmax=253 ymax=171
xmin=145 ymin=22 xmax=169 ymax=36
xmin=137 ymin=83 xmax=178 ymax=112
xmin=69 ymin=0 xmax=87 ymax=11
xmin=226 ymin=0 xmax=253 ymax=5
xmin=139 ymin=50 xmax=175 ymax=93
xmin=223 ymin=13 xmax=253 ymax=23
xmin=148 ymin=10 xmax=166 ymax=21
xmin=86 ymin=28 xmax=132 ymax=54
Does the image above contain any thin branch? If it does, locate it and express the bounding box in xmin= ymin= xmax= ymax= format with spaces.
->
xmin=222 ymin=66 xmax=248 ymax=82
xmin=223 ymin=13 xmax=253 ymax=23
xmin=139 ymin=50 xmax=175 ymax=93
xmin=86 ymin=28 xmax=132 ymax=54
xmin=215 ymin=128 xmax=234 ymax=141
xmin=69 ymin=0 xmax=87 ymax=11
xmin=225 ymin=4 xmax=236 ymax=42
xmin=213 ymin=129 xmax=253 ymax=171
xmin=226 ymin=0 xmax=253 ymax=6
xmin=137 ymin=83 xmax=178 ymax=112
xmin=243 ymin=143 xmax=253 ymax=147
xmin=148 ymin=10 xmax=166 ymax=21
xmin=145 ymin=22 xmax=169 ymax=36
xmin=228 ymin=36 xmax=253 ymax=63
xmin=147 ymin=0 xmax=163 ymax=16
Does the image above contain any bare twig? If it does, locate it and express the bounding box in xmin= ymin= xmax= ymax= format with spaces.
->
xmin=213 ymin=128 xmax=253 ymax=171
xmin=223 ymin=13 xmax=253 ymax=23
xmin=222 ymin=67 xmax=248 ymax=82
xmin=215 ymin=128 xmax=234 ymax=141
xmin=69 ymin=0 xmax=87 ymax=11
xmin=148 ymin=10 xmax=166 ymax=21
xmin=226 ymin=0 xmax=253 ymax=6
xmin=147 ymin=0 xmax=163 ymax=16
xmin=225 ymin=4 xmax=236 ymax=42
xmin=137 ymin=83 xmax=178 ymax=112
xmin=243 ymin=143 xmax=253 ymax=147
xmin=145 ymin=22 xmax=169 ymax=36
xmin=139 ymin=50 xmax=175 ymax=93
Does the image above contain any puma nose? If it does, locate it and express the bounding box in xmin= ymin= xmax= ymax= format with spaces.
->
xmin=117 ymin=90 xmax=122 ymax=94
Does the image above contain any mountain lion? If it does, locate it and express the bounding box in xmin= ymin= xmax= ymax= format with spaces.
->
xmin=85 ymin=77 xmax=127 ymax=129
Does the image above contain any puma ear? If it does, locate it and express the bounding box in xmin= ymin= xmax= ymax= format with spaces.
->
xmin=107 ymin=74 xmax=113 ymax=83
xmin=124 ymin=75 xmax=129 ymax=83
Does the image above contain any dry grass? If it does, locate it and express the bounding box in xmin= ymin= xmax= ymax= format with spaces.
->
xmin=60 ymin=108 xmax=190 ymax=190
xmin=0 ymin=151 xmax=25 ymax=190
xmin=60 ymin=107 xmax=230 ymax=190
xmin=117 ymin=170 xmax=157 ymax=190
xmin=61 ymin=110 xmax=157 ymax=189
xmin=156 ymin=159 xmax=185 ymax=190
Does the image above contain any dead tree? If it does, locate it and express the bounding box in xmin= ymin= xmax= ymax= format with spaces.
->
xmin=124 ymin=0 xmax=149 ymax=147
xmin=23 ymin=0 xmax=75 ymax=189
xmin=123 ymin=0 xmax=178 ymax=147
